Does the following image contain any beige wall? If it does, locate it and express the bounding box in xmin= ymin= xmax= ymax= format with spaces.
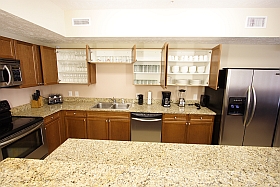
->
xmin=0 ymin=44 xmax=279 ymax=107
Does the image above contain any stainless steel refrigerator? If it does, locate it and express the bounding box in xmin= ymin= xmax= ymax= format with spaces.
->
xmin=205 ymin=68 xmax=280 ymax=147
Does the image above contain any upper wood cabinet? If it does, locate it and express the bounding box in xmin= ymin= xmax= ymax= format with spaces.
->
xmin=40 ymin=46 xmax=58 ymax=85
xmin=56 ymin=48 xmax=96 ymax=85
xmin=14 ymin=41 xmax=43 ymax=87
xmin=0 ymin=36 xmax=15 ymax=59
xmin=160 ymin=42 xmax=168 ymax=89
xmin=208 ymin=45 xmax=222 ymax=90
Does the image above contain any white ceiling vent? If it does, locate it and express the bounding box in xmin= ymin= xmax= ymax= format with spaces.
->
xmin=72 ymin=18 xmax=91 ymax=26
xmin=245 ymin=16 xmax=267 ymax=28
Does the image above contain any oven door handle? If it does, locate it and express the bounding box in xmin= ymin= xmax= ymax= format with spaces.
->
xmin=131 ymin=117 xmax=162 ymax=122
xmin=0 ymin=123 xmax=42 ymax=147
xmin=3 ymin=65 xmax=12 ymax=86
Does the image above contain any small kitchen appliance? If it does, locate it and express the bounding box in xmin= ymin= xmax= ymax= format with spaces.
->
xmin=48 ymin=94 xmax=63 ymax=105
xmin=178 ymin=89 xmax=186 ymax=107
xmin=162 ymin=91 xmax=171 ymax=107
xmin=137 ymin=94 xmax=143 ymax=105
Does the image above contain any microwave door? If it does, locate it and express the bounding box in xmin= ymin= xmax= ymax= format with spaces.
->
xmin=0 ymin=65 xmax=12 ymax=87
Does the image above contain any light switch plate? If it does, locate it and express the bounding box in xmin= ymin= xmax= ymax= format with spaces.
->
xmin=75 ymin=91 xmax=79 ymax=97
xmin=68 ymin=91 xmax=72 ymax=97
xmin=193 ymin=94 xmax=197 ymax=100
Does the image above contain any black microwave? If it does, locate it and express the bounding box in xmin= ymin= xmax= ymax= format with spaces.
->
xmin=0 ymin=58 xmax=22 ymax=88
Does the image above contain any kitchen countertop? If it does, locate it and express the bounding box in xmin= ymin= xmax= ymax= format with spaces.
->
xmin=12 ymin=98 xmax=216 ymax=117
xmin=0 ymin=138 xmax=279 ymax=186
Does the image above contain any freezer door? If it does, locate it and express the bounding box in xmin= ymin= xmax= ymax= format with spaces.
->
xmin=220 ymin=69 xmax=253 ymax=145
xmin=243 ymin=70 xmax=280 ymax=146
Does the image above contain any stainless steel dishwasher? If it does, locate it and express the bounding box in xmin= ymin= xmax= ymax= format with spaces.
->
xmin=131 ymin=112 xmax=162 ymax=142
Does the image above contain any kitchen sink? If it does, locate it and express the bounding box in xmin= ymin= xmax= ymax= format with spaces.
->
xmin=92 ymin=102 xmax=130 ymax=110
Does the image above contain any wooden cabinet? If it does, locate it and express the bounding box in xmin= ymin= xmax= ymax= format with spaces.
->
xmin=40 ymin=46 xmax=58 ymax=85
xmin=87 ymin=111 xmax=130 ymax=141
xmin=162 ymin=113 xmax=214 ymax=144
xmin=162 ymin=114 xmax=187 ymax=143
xmin=65 ymin=110 xmax=87 ymax=139
xmin=44 ymin=112 xmax=61 ymax=154
xmin=186 ymin=115 xmax=214 ymax=144
xmin=0 ymin=36 xmax=15 ymax=59
xmin=14 ymin=41 xmax=43 ymax=87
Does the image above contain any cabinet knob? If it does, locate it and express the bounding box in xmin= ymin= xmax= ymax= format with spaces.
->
xmin=73 ymin=113 xmax=76 ymax=115
xmin=174 ymin=116 xmax=177 ymax=119
xmin=105 ymin=119 xmax=108 ymax=122
xmin=200 ymin=117 xmax=203 ymax=120
xmin=108 ymin=119 xmax=111 ymax=123
xmin=51 ymin=117 xmax=53 ymax=119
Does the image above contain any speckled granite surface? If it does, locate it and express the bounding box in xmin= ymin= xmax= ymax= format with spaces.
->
xmin=11 ymin=97 xmax=215 ymax=117
xmin=0 ymin=139 xmax=280 ymax=186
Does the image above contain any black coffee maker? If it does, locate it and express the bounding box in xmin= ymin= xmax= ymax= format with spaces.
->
xmin=162 ymin=91 xmax=171 ymax=107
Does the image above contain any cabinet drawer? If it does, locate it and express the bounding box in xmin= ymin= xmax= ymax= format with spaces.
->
xmin=65 ymin=110 xmax=87 ymax=117
xmin=163 ymin=114 xmax=186 ymax=121
xmin=44 ymin=112 xmax=60 ymax=124
xmin=189 ymin=115 xmax=214 ymax=122
xmin=87 ymin=111 xmax=130 ymax=119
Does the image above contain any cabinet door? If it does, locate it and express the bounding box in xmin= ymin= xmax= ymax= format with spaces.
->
xmin=65 ymin=117 xmax=87 ymax=139
xmin=208 ymin=44 xmax=222 ymax=90
xmin=45 ymin=118 xmax=61 ymax=154
xmin=0 ymin=36 xmax=15 ymax=59
xmin=160 ymin=42 xmax=168 ymax=89
xmin=15 ymin=41 xmax=38 ymax=87
xmin=187 ymin=115 xmax=214 ymax=144
xmin=162 ymin=121 xmax=187 ymax=143
xmin=40 ymin=46 xmax=58 ymax=85
xmin=109 ymin=118 xmax=130 ymax=141
xmin=87 ymin=117 xmax=108 ymax=140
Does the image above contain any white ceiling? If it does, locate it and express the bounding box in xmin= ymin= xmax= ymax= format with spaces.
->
xmin=49 ymin=0 xmax=280 ymax=9
xmin=1 ymin=0 xmax=280 ymax=45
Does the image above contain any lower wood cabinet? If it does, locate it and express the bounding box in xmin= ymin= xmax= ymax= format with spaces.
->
xmin=162 ymin=113 xmax=214 ymax=144
xmin=64 ymin=110 xmax=87 ymax=139
xmin=44 ymin=112 xmax=62 ymax=154
xmin=162 ymin=114 xmax=187 ymax=143
xmin=87 ymin=111 xmax=130 ymax=141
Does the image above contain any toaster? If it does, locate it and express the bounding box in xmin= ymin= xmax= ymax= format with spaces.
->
xmin=48 ymin=94 xmax=63 ymax=105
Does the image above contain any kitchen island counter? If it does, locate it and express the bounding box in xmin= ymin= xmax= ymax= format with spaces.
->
xmin=0 ymin=138 xmax=279 ymax=186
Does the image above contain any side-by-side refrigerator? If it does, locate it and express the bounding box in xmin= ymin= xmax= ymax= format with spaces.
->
xmin=205 ymin=68 xmax=280 ymax=147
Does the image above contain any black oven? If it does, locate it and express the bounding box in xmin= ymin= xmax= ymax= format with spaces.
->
xmin=0 ymin=100 xmax=48 ymax=161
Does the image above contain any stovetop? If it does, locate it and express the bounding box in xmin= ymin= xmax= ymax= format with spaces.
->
xmin=0 ymin=116 xmax=43 ymax=139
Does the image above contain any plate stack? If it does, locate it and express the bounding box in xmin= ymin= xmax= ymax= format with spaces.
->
xmin=190 ymin=79 xmax=202 ymax=85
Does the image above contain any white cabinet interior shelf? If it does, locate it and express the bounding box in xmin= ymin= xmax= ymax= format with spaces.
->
xmin=167 ymin=49 xmax=212 ymax=86
xmin=56 ymin=49 xmax=88 ymax=84
xmin=87 ymin=45 xmax=136 ymax=64
xmin=133 ymin=48 xmax=162 ymax=85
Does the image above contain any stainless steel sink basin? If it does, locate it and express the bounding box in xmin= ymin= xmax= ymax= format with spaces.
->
xmin=112 ymin=103 xmax=131 ymax=109
xmin=92 ymin=102 xmax=130 ymax=110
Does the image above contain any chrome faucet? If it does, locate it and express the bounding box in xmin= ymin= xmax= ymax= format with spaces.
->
xmin=110 ymin=97 xmax=116 ymax=103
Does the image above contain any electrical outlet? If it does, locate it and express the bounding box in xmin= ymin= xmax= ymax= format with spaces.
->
xmin=75 ymin=91 xmax=79 ymax=97
xmin=68 ymin=91 xmax=72 ymax=97
xmin=135 ymin=93 xmax=140 ymax=99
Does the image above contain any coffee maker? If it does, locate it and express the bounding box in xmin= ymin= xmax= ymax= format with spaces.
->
xmin=162 ymin=91 xmax=171 ymax=107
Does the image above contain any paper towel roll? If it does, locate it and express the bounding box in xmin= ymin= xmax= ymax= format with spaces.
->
xmin=147 ymin=91 xmax=152 ymax=105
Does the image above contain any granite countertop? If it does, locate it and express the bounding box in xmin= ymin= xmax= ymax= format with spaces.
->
xmin=12 ymin=98 xmax=216 ymax=118
xmin=0 ymin=138 xmax=280 ymax=186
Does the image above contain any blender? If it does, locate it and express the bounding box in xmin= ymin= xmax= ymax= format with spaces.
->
xmin=178 ymin=89 xmax=186 ymax=107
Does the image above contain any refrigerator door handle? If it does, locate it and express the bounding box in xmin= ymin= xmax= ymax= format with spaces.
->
xmin=246 ymin=85 xmax=257 ymax=127
xmin=243 ymin=85 xmax=251 ymax=127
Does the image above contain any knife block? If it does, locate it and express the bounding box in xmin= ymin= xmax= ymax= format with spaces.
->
xmin=31 ymin=96 xmax=44 ymax=108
